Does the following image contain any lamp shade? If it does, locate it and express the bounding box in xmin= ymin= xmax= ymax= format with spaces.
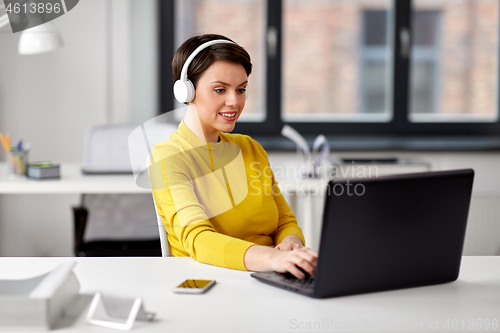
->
xmin=18 ymin=22 xmax=63 ymax=55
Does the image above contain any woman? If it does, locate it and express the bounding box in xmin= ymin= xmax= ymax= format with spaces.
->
xmin=151 ymin=34 xmax=317 ymax=279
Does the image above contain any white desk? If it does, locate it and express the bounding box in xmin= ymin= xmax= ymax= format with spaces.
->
xmin=0 ymin=256 xmax=499 ymax=333
xmin=0 ymin=163 xmax=148 ymax=194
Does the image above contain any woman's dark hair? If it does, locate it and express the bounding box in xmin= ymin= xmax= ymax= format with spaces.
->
xmin=172 ymin=34 xmax=253 ymax=89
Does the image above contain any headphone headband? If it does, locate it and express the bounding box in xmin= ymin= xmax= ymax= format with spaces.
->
xmin=174 ymin=39 xmax=235 ymax=103
xmin=179 ymin=39 xmax=235 ymax=83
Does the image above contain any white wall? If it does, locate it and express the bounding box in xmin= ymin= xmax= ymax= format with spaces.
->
xmin=0 ymin=0 xmax=158 ymax=256
xmin=130 ymin=0 xmax=158 ymax=124
xmin=0 ymin=1 xmax=107 ymax=163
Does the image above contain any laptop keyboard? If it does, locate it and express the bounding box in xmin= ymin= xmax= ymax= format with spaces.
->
xmin=281 ymin=272 xmax=315 ymax=290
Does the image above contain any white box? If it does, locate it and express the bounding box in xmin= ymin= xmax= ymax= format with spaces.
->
xmin=0 ymin=261 xmax=80 ymax=331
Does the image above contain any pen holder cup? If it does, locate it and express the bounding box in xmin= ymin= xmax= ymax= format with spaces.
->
xmin=6 ymin=150 xmax=28 ymax=177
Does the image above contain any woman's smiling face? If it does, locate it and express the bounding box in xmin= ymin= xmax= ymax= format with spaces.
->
xmin=191 ymin=61 xmax=248 ymax=142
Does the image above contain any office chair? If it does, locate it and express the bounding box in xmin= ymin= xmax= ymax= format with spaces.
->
xmin=147 ymin=155 xmax=170 ymax=257
xmin=73 ymin=193 xmax=161 ymax=257
xmin=73 ymin=123 xmax=175 ymax=257
xmin=152 ymin=191 xmax=170 ymax=257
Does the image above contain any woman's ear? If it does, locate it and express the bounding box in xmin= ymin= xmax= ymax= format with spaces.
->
xmin=189 ymin=94 xmax=196 ymax=105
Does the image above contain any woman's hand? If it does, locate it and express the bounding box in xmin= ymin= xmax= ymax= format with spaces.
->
xmin=275 ymin=243 xmax=302 ymax=251
xmin=275 ymin=234 xmax=303 ymax=251
xmin=270 ymin=247 xmax=318 ymax=279
xmin=244 ymin=244 xmax=319 ymax=279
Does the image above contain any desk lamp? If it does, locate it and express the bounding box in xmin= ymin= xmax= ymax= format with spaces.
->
xmin=0 ymin=4 xmax=63 ymax=54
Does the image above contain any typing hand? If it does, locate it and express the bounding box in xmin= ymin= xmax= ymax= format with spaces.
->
xmin=271 ymin=247 xmax=318 ymax=279
xmin=284 ymin=266 xmax=311 ymax=280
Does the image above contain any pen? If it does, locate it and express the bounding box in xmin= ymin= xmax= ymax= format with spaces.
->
xmin=23 ymin=142 xmax=32 ymax=153
xmin=17 ymin=140 xmax=23 ymax=151
xmin=0 ymin=133 xmax=10 ymax=152
xmin=14 ymin=155 xmax=25 ymax=173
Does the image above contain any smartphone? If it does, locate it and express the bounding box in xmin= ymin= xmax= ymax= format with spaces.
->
xmin=172 ymin=279 xmax=216 ymax=294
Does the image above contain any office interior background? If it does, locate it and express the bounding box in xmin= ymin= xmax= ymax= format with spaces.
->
xmin=0 ymin=0 xmax=500 ymax=257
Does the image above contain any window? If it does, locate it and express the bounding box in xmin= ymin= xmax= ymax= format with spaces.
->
xmin=362 ymin=10 xmax=392 ymax=117
xmin=160 ymin=0 xmax=500 ymax=144
xmin=282 ymin=2 xmax=393 ymax=122
xmin=172 ymin=0 xmax=266 ymax=122
xmin=410 ymin=10 xmax=441 ymax=116
xmin=411 ymin=0 xmax=499 ymax=122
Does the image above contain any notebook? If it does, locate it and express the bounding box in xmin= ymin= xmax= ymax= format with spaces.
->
xmin=251 ymin=169 xmax=474 ymax=298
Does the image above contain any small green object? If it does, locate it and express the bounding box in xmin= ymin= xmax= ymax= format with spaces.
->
xmin=30 ymin=162 xmax=53 ymax=168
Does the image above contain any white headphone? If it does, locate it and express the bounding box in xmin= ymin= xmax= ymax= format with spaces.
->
xmin=174 ymin=39 xmax=235 ymax=103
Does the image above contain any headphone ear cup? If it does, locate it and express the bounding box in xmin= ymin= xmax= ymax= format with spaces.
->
xmin=174 ymin=80 xmax=196 ymax=103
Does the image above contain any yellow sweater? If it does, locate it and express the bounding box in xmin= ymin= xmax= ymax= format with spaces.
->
xmin=150 ymin=120 xmax=304 ymax=271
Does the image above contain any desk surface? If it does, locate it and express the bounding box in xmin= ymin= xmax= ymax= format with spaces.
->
xmin=0 ymin=163 xmax=327 ymax=194
xmin=0 ymin=256 xmax=499 ymax=333
xmin=0 ymin=163 xmax=148 ymax=194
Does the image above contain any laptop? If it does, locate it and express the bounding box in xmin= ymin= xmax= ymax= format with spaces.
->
xmin=251 ymin=169 xmax=474 ymax=298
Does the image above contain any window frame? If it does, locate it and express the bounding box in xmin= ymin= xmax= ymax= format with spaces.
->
xmin=159 ymin=0 xmax=500 ymax=146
